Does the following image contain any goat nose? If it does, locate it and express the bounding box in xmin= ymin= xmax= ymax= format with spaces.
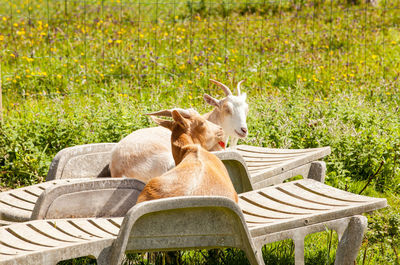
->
xmin=241 ymin=127 xmax=248 ymax=134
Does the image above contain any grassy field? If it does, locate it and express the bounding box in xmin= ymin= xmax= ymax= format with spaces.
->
xmin=1 ymin=0 xmax=400 ymax=264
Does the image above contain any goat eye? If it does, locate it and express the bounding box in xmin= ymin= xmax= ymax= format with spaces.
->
xmin=225 ymin=107 xmax=232 ymax=115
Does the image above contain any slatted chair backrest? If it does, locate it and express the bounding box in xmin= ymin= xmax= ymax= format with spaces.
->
xmin=46 ymin=143 xmax=116 ymax=180
xmin=32 ymin=178 xmax=145 ymax=220
xmin=109 ymin=196 xmax=262 ymax=265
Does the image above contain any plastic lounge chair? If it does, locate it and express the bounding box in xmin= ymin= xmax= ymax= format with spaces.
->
xmin=0 ymin=143 xmax=330 ymax=225
xmin=44 ymin=143 xmax=331 ymax=186
xmin=0 ymin=177 xmax=386 ymax=265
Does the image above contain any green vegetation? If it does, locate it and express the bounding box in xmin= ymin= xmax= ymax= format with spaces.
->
xmin=0 ymin=0 xmax=399 ymax=264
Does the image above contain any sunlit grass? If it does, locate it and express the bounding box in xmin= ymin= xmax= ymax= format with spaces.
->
xmin=1 ymin=0 xmax=399 ymax=97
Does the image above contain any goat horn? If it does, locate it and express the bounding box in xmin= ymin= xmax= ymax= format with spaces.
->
xmin=237 ymin=79 xmax=245 ymax=95
xmin=209 ymin=79 xmax=232 ymax=96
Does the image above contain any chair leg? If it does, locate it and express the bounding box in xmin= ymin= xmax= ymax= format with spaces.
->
xmin=334 ymin=215 xmax=367 ymax=265
xmin=307 ymin=161 xmax=326 ymax=183
xmin=294 ymin=237 xmax=305 ymax=265
xmin=96 ymin=246 xmax=112 ymax=265
xmin=243 ymin=246 xmax=266 ymax=265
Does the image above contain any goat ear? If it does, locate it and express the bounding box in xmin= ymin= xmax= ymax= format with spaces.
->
xmin=171 ymin=110 xmax=189 ymax=129
xmin=203 ymin=94 xmax=221 ymax=108
xmin=173 ymin=108 xmax=198 ymax=118
xmin=145 ymin=109 xmax=172 ymax=117
xmin=150 ymin=117 xmax=174 ymax=130
xmin=241 ymin=92 xmax=247 ymax=100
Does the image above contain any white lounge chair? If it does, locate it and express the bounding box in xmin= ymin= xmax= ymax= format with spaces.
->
xmin=0 ymin=177 xmax=386 ymax=265
xmin=0 ymin=143 xmax=330 ymax=225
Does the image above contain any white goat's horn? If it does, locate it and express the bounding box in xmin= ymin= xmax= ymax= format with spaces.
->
xmin=146 ymin=108 xmax=196 ymax=118
xmin=237 ymin=79 xmax=245 ymax=95
xmin=209 ymin=79 xmax=232 ymax=96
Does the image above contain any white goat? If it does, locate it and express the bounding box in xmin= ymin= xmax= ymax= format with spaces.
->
xmin=110 ymin=80 xmax=248 ymax=183
xmin=203 ymin=79 xmax=248 ymax=147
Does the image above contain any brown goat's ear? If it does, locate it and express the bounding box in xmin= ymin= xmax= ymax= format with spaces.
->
xmin=203 ymin=94 xmax=221 ymax=108
xmin=150 ymin=117 xmax=174 ymax=130
xmin=171 ymin=110 xmax=189 ymax=129
xmin=145 ymin=109 xmax=172 ymax=117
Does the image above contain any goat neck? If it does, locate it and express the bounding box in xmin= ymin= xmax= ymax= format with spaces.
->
xmin=170 ymin=128 xmax=198 ymax=165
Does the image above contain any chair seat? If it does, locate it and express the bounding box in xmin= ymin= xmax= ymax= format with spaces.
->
xmin=240 ymin=179 xmax=385 ymax=237
xmin=236 ymin=145 xmax=331 ymax=185
xmin=0 ymin=217 xmax=122 ymax=264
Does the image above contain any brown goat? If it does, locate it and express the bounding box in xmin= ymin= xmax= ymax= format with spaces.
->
xmin=137 ymin=110 xmax=238 ymax=204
